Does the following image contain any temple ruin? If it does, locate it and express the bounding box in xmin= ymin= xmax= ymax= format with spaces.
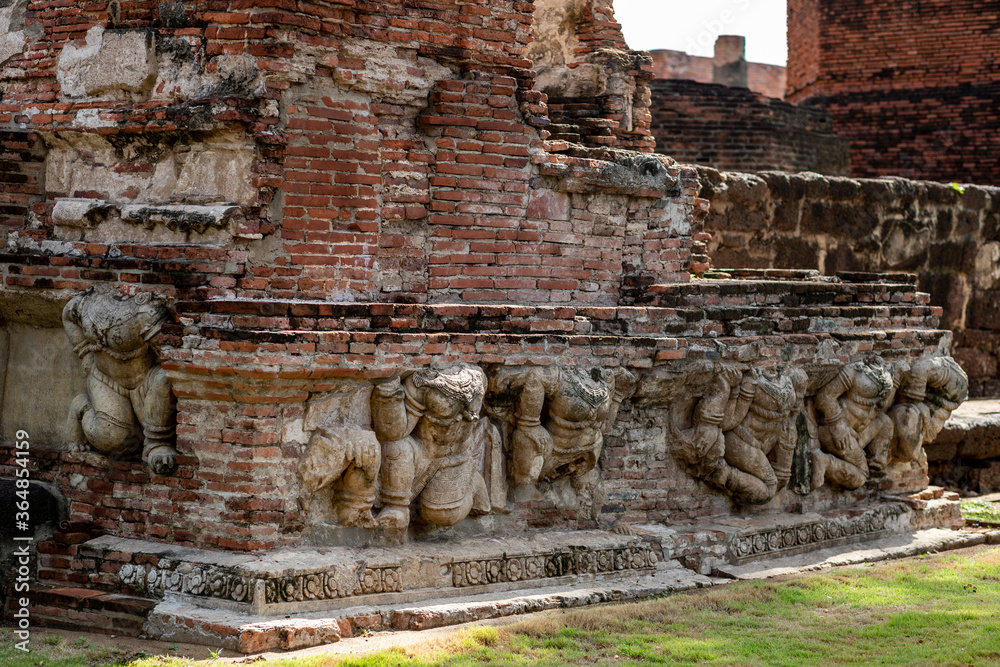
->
xmin=0 ymin=0 xmax=991 ymax=653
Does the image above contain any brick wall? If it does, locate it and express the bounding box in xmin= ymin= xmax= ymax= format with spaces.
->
xmin=787 ymin=0 xmax=1000 ymax=183
xmin=0 ymin=0 xmax=684 ymax=305
xmin=649 ymin=80 xmax=849 ymax=176
xmin=698 ymin=168 xmax=1000 ymax=396
xmin=0 ymin=132 xmax=44 ymax=231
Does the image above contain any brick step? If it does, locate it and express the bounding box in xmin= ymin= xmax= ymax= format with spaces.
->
xmin=640 ymin=278 xmax=927 ymax=308
xmin=28 ymin=585 xmax=157 ymax=636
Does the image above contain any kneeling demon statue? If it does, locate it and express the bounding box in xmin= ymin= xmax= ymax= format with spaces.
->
xmin=492 ymin=366 xmax=636 ymax=486
xmin=811 ymin=355 xmax=895 ymax=491
xmin=669 ymin=364 xmax=808 ymax=505
xmin=888 ymin=356 xmax=968 ymax=465
xmin=371 ymin=364 xmax=496 ymax=529
xmin=63 ymin=287 xmax=178 ymax=474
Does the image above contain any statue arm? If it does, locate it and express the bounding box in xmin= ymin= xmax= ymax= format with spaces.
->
xmin=62 ymin=296 xmax=98 ymax=366
xmin=720 ymin=372 xmax=754 ymax=431
xmin=371 ymin=376 xmax=419 ymax=442
xmin=815 ymin=366 xmax=857 ymax=454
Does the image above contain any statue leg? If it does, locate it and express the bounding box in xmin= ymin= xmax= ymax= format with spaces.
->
xmin=378 ymin=437 xmax=419 ymax=529
xmin=79 ymin=373 xmax=138 ymax=454
xmin=769 ymin=421 xmax=796 ymax=492
xmin=812 ymin=426 xmax=867 ymax=490
xmin=862 ymin=413 xmax=893 ymax=477
xmin=66 ymin=393 xmax=92 ymax=452
xmin=337 ymin=467 xmax=377 ymax=529
xmin=470 ymin=471 xmax=490 ymax=515
xmin=888 ymin=403 xmax=923 ymax=464
xmin=716 ymin=432 xmax=778 ymax=504
xmin=419 ymin=456 xmax=479 ymax=527
xmin=131 ymin=366 xmax=178 ymax=475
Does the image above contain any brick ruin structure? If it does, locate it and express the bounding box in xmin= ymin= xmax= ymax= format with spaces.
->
xmin=787 ymin=0 xmax=1000 ymax=184
xmin=648 ymin=37 xmax=787 ymax=100
xmin=0 ymin=0 xmax=974 ymax=652
xmin=646 ymin=36 xmax=849 ymax=176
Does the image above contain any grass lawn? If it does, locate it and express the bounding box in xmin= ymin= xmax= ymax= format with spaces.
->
xmin=962 ymin=498 xmax=1000 ymax=525
xmin=3 ymin=547 xmax=999 ymax=667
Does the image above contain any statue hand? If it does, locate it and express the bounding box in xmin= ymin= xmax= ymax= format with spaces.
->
xmin=720 ymin=366 xmax=743 ymax=389
xmin=828 ymin=419 xmax=859 ymax=457
xmin=373 ymin=376 xmax=404 ymax=399
xmin=511 ymin=424 xmax=552 ymax=485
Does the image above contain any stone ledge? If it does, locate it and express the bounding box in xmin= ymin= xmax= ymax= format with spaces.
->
xmin=143 ymin=559 xmax=720 ymax=653
xmin=715 ymin=528 xmax=992 ymax=580
xmin=142 ymin=524 xmax=988 ymax=654
xmin=927 ymin=398 xmax=1000 ymax=461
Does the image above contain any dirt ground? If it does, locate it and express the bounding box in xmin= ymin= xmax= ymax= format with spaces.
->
xmin=8 ymin=541 xmax=999 ymax=665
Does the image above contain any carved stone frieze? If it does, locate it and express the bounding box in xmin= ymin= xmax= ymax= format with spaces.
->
xmin=118 ymin=563 xmax=255 ymax=603
xmin=299 ymin=363 xmax=504 ymax=532
xmin=264 ymin=566 xmax=403 ymax=603
xmin=662 ymin=353 xmax=969 ymax=502
xmin=487 ymin=366 xmax=637 ymax=486
xmin=452 ymin=545 xmax=657 ymax=587
xmin=729 ymin=504 xmax=906 ymax=563
xmin=62 ymin=286 xmax=178 ymax=474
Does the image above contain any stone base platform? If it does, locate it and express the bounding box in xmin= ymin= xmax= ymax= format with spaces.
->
xmin=928 ymin=398 xmax=1000 ymax=494
xmin=23 ymin=494 xmax=967 ymax=652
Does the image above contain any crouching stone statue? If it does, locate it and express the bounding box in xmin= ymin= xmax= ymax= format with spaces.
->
xmin=371 ymin=364 xmax=496 ymax=529
xmin=63 ymin=287 xmax=178 ymax=474
xmin=491 ymin=366 xmax=636 ymax=486
xmin=888 ymin=356 xmax=968 ymax=465
xmin=810 ymin=356 xmax=895 ymax=491
xmin=669 ymin=364 xmax=808 ymax=505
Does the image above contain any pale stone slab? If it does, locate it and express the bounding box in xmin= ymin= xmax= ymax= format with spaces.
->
xmin=715 ymin=528 xmax=989 ymax=580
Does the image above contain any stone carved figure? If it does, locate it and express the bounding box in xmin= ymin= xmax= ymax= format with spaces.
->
xmin=371 ymin=364 xmax=497 ymax=529
xmin=810 ymin=356 xmax=895 ymax=491
xmin=63 ymin=286 xmax=178 ymax=474
xmin=298 ymin=424 xmax=382 ymax=529
xmin=491 ymin=367 xmax=636 ymax=486
xmin=888 ymin=356 xmax=968 ymax=465
xmin=669 ymin=364 xmax=808 ymax=505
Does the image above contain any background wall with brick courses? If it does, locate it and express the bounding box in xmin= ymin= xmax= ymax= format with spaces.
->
xmin=0 ymin=132 xmax=45 ymax=231
xmin=787 ymin=0 xmax=1000 ymax=183
xmin=697 ymin=168 xmax=1000 ymax=396
xmin=648 ymin=80 xmax=850 ymax=176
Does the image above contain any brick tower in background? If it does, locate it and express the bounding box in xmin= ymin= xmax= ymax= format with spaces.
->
xmin=787 ymin=0 xmax=1000 ymax=184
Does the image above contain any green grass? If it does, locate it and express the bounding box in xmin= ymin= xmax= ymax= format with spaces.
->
xmin=3 ymin=548 xmax=1000 ymax=666
xmin=962 ymin=498 xmax=1000 ymax=524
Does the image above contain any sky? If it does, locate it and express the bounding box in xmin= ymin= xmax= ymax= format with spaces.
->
xmin=613 ymin=0 xmax=788 ymax=66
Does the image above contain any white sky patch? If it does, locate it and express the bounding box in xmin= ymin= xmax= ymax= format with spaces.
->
xmin=614 ymin=0 xmax=788 ymax=66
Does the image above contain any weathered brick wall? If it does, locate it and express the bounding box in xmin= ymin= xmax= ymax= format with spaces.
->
xmin=647 ymin=49 xmax=787 ymax=100
xmin=698 ymin=168 xmax=1000 ymax=396
xmin=0 ymin=132 xmax=44 ymax=232
xmin=531 ymin=0 xmax=655 ymax=152
xmin=649 ymin=80 xmax=850 ymax=176
xmin=787 ymin=0 xmax=1000 ymax=183
xmin=0 ymin=0 xmax=683 ymax=305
